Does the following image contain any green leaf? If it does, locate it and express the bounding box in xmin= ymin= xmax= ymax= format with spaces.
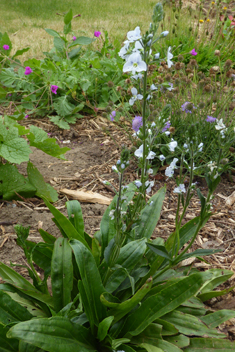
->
xmin=12 ymin=47 xmax=30 ymax=59
xmin=54 ymin=96 xmax=75 ymax=117
xmin=116 ymin=239 xmax=147 ymax=272
xmin=38 ymin=229 xmax=56 ymax=244
xmin=27 ymin=162 xmax=58 ymax=202
xmin=54 ymin=37 xmax=65 ymax=52
xmin=64 ymin=9 xmax=73 ymax=24
xmin=162 ymin=310 xmax=225 ymax=338
xmin=197 ymin=286 xmax=235 ymax=302
xmin=109 ymin=277 xmax=153 ymax=324
xmin=154 ymin=319 xmax=178 ymax=336
xmin=0 ymin=32 xmax=12 ymax=53
xmin=51 ymin=238 xmax=73 ymax=313
xmin=147 ymin=243 xmax=171 ymax=261
xmin=200 ymin=269 xmax=233 ymax=294
xmin=44 ymin=28 xmax=60 ymax=37
xmin=174 ymin=248 xmax=222 ymax=265
xmin=0 ymin=69 xmax=16 ymax=87
xmin=119 ymin=273 xmax=212 ymax=337
xmin=5 ymin=292 xmax=46 ymax=318
xmin=0 ymin=323 xmax=19 ymax=352
xmin=69 ymin=36 xmax=95 ymax=47
xmin=200 ymin=310 xmax=235 ymax=329
xmin=184 ymin=337 xmax=235 ymax=351
xmin=0 ymin=120 xmax=32 ymax=163
xmin=0 ymin=291 xmax=33 ymax=325
xmin=48 ymin=116 xmax=70 ymax=130
xmin=43 ymin=198 xmax=89 ymax=248
xmin=7 ymin=317 xmax=96 ymax=352
xmin=134 ymin=187 xmax=166 ymax=239
xmin=19 ymin=341 xmax=44 ymax=352
xmin=0 ymin=164 xmax=36 ymax=200
xmin=70 ymin=240 xmax=106 ymax=329
xmin=164 ymin=334 xmax=190 ymax=349
xmin=97 ymin=316 xmax=114 ymax=341
xmin=66 ymin=200 xmax=84 ymax=237
xmin=140 ymin=343 xmax=163 ymax=352
xmin=130 ymin=323 xmax=162 ymax=345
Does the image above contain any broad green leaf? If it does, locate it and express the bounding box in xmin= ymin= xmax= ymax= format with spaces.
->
xmin=97 ymin=316 xmax=114 ymax=341
xmin=7 ymin=317 xmax=96 ymax=352
xmin=198 ymin=286 xmax=235 ymax=302
xmin=48 ymin=116 xmax=70 ymax=129
xmin=66 ymin=200 xmax=84 ymax=237
xmin=19 ymin=341 xmax=44 ymax=352
xmin=200 ymin=310 xmax=235 ymax=329
xmin=130 ymin=323 xmax=162 ymax=345
xmin=68 ymin=47 xmax=81 ymax=59
xmin=38 ymin=229 xmax=56 ymax=244
xmin=64 ymin=9 xmax=73 ymax=24
xmin=0 ymin=323 xmax=19 ymax=352
xmin=54 ymin=96 xmax=74 ymax=117
xmin=164 ymin=334 xmax=190 ymax=349
xmin=119 ymin=273 xmax=212 ymax=337
xmin=12 ymin=47 xmax=30 ymax=59
xmin=0 ymin=32 xmax=12 ymax=53
xmin=112 ymin=338 xmax=131 ymax=350
xmin=116 ymin=239 xmax=147 ymax=272
xmin=5 ymin=292 xmax=46 ymax=317
xmin=70 ymin=240 xmax=106 ymax=328
xmin=0 ymin=121 xmax=32 ymax=163
xmin=0 ymin=291 xmax=33 ymax=324
xmin=147 ymin=339 xmax=183 ymax=352
xmin=108 ymin=278 xmax=153 ymax=323
xmin=0 ymin=164 xmax=36 ymax=200
xmin=27 ymin=162 xmax=58 ymax=202
xmin=43 ymin=198 xmax=89 ymax=248
xmin=51 ymin=238 xmax=73 ymax=313
xmin=92 ymin=237 xmax=101 ymax=266
xmin=134 ymin=187 xmax=166 ymax=239
xmin=162 ymin=310 xmax=225 ymax=338
xmin=154 ymin=319 xmax=178 ymax=336
xmin=54 ymin=37 xmax=65 ymax=52
xmin=69 ymin=36 xmax=95 ymax=47
xmin=0 ymin=69 xmax=16 ymax=87
xmin=184 ymin=337 xmax=235 ymax=351
xmin=147 ymin=243 xmax=171 ymax=261
xmin=140 ymin=343 xmax=163 ymax=352
xmin=104 ymin=268 xmax=128 ymax=293
xmin=174 ymin=248 xmax=222 ymax=264
xmin=44 ymin=28 xmax=60 ymax=37
xmin=200 ymin=269 xmax=233 ymax=294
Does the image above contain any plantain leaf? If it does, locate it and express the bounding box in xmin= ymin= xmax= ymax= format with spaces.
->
xmin=200 ymin=310 xmax=235 ymax=329
xmin=116 ymin=239 xmax=147 ymax=272
xmin=140 ymin=343 xmax=163 ymax=352
xmin=184 ymin=337 xmax=235 ymax=351
xmin=198 ymin=286 xmax=235 ymax=302
xmin=164 ymin=334 xmax=190 ymax=349
xmin=66 ymin=200 xmax=84 ymax=237
xmin=0 ymin=291 xmax=33 ymax=325
xmin=7 ymin=317 xmax=96 ymax=352
xmin=97 ymin=316 xmax=114 ymax=341
xmin=51 ymin=238 xmax=73 ymax=313
xmin=0 ymin=323 xmax=19 ymax=352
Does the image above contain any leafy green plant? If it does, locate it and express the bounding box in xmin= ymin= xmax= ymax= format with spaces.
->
xmin=0 ymin=113 xmax=69 ymax=201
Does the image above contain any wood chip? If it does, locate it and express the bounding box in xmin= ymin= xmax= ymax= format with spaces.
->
xmin=226 ymin=191 xmax=235 ymax=206
xmin=60 ymin=189 xmax=112 ymax=205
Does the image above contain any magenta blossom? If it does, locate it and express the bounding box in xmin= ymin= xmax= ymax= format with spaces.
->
xmin=3 ymin=44 xmax=9 ymax=50
xmin=132 ymin=116 xmax=143 ymax=132
xmin=51 ymin=85 xmax=59 ymax=94
xmin=73 ymin=36 xmax=77 ymax=41
xmin=94 ymin=31 xmax=101 ymax=38
xmin=24 ymin=66 xmax=32 ymax=75
xmin=206 ymin=115 xmax=217 ymax=123
xmin=110 ymin=111 xmax=116 ymax=121
xmin=190 ymin=48 xmax=197 ymax=56
xmin=25 ymin=115 xmax=29 ymax=119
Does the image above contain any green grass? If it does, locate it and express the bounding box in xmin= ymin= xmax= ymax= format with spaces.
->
xmin=0 ymin=0 xmax=157 ymax=59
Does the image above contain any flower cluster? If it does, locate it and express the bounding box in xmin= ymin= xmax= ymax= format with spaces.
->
xmin=3 ymin=44 xmax=9 ymax=50
xmin=24 ymin=67 xmax=32 ymax=75
xmin=165 ymin=158 xmax=178 ymax=177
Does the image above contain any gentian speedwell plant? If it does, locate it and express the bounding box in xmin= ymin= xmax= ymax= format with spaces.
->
xmin=1 ymin=4 xmax=235 ymax=352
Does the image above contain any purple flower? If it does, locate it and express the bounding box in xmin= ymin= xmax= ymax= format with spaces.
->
xmin=162 ymin=121 xmax=171 ymax=132
xmin=110 ymin=111 xmax=116 ymax=121
xmin=190 ymin=48 xmax=197 ymax=56
xmin=206 ymin=115 xmax=217 ymax=123
xmin=94 ymin=31 xmax=101 ymax=38
xmin=181 ymin=101 xmax=196 ymax=114
xmin=25 ymin=115 xmax=28 ymax=119
xmin=51 ymin=85 xmax=58 ymax=94
xmin=73 ymin=36 xmax=77 ymax=41
xmin=3 ymin=44 xmax=9 ymax=50
xmin=24 ymin=66 xmax=32 ymax=75
xmin=132 ymin=116 xmax=143 ymax=132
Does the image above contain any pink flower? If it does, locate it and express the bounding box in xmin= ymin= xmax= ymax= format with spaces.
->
xmin=190 ymin=48 xmax=197 ymax=56
xmin=51 ymin=85 xmax=58 ymax=94
xmin=25 ymin=115 xmax=29 ymax=119
xmin=3 ymin=44 xmax=9 ymax=50
xmin=94 ymin=31 xmax=101 ymax=38
xmin=24 ymin=66 xmax=32 ymax=75
xmin=73 ymin=36 xmax=77 ymax=41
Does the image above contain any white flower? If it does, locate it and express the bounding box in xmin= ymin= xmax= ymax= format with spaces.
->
xmin=134 ymin=144 xmax=144 ymax=158
xmin=173 ymin=184 xmax=186 ymax=194
xmin=165 ymin=158 xmax=178 ymax=178
xmin=145 ymin=180 xmax=154 ymax=193
xmin=129 ymin=87 xmax=143 ymax=105
xmin=102 ymin=180 xmax=110 ymax=185
xmin=133 ymin=40 xmax=144 ymax=53
xmin=123 ymin=52 xmax=147 ymax=74
xmin=154 ymin=53 xmax=160 ymax=59
xmin=127 ymin=26 xmax=142 ymax=42
xmin=118 ymin=42 xmax=129 ymax=59
xmin=215 ymin=118 xmax=226 ymax=131
xmin=121 ymin=163 xmax=125 ymax=169
xmin=151 ymin=122 xmax=156 ymax=127
xmin=131 ymin=73 xmax=143 ymax=80
xmin=117 ymin=160 xmax=121 ymax=165
xmin=183 ymin=143 xmax=188 ymax=149
xmin=109 ymin=209 xmax=115 ymax=220
xmin=147 ymin=151 xmax=156 ymax=159
xmin=171 ymin=158 xmax=178 ymax=168
xmin=161 ymin=31 xmax=169 ymax=37
xmin=112 ymin=165 xmax=118 ymax=172
xmin=165 ymin=131 xmax=170 ymax=136
xmin=168 ymin=139 xmax=177 ymax=152
xmin=167 ymin=46 xmax=174 ymax=68
xmin=150 ymin=84 xmax=158 ymax=91
xmin=134 ymin=180 xmax=142 ymax=188
xmin=198 ymin=142 xmax=203 ymax=152
xmin=148 ymin=168 xmax=153 ymax=174
xmin=159 ymin=154 xmax=165 ymax=161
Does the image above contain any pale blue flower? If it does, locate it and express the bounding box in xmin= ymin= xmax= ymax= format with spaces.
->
xmin=129 ymin=87 xmax=143 ymax=105
xmin=127 ymin=26 xmax=142 ymax=42
xmin=167 ymin=46 xmax=173 ymax=68
xmin=123 ymin=52 xmax=147 ymax=74
xmin=173 ymin=184 xmax=186 ymax=194
xmin=161 ymin=31 xmax=169 ymax=37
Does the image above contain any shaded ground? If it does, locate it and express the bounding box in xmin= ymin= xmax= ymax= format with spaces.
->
xmin=1 ymin=116 xmax=235 ymax=338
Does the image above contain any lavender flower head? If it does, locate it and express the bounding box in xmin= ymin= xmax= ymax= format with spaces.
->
xmin=206 ymin=115 xmax=217 ymax=123
xmin=94 ymin=31 xmax=101 ymax=38
xmin=132 ymin=116 xmax=143 ymax=132
xmin=162 ymin=121 xmax=171 ymax=132
xmin=181 ymin=102 xmax=196 ymax=114
xmin=3 ymin=44 xmax=9 ymax=50
xmin=110 ymin=111 xmax=116 ymax=121
xmin=190 ymin=48 xmax=197 ymax=56
xmin=24 ymin=66 xmax=32 ymax=75
xmin=51 ymin=85 xmax=58 ymax=94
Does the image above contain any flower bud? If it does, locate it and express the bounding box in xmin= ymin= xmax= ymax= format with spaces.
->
xmin=169 ymin=126 xmax=175 ymax=133
xmin=107 ymin=81 xmax=114 ymax=87
xmin=229 ymin=147 xmax=235 ymax=153
xmin=214 ymin=50 xmax=220 ymax=56
xmin=178 ymin=54 xmax=184 ymax=62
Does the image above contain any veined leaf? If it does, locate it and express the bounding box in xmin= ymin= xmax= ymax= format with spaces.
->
xmin=200 ymin=310 xmax=235 ymax=329
xmin=140 ymin=343 xmax=163 ymax=352
xmin=164 ymin=334 xmax=190 ymax=349
xmin=116 ymin=238 xmax=147 ymax=272
xmin=130 ymin=323 xmax=162 ymax=345
xmin=66 ymin=200 xmax=84 ymax=237
xmin=97 ymin=316 xmax=114 ymax=341
xmin=12 ymin=47 xmax=30 ymax=59
xmin=64 ymin=9 xmax=73 ymax=24
xmin=0 ymin=323 xmax=19 ymax=352
xmin=198 ymin=285 xmax=235 ymax=302
xmin=44 ymin=28 xmax=60 ymax=37
xmin=7 ymin=317 xmax=96 ymax=352
xmin=0 ymin=291 xmax=33 ymax=325
xmin=184 ymin=337 xmax=235 ymax=351
xmin=51 ymin=238 xmax=73 ymax=313
xmin=69 ymin=36 xmax=95 ymax=47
